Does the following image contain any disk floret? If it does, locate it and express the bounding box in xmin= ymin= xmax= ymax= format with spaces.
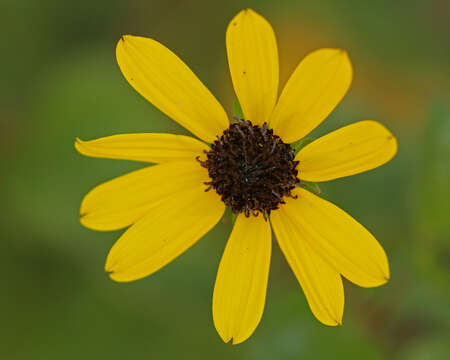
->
xmin=198 ymin=119 xmax=299 ymax=218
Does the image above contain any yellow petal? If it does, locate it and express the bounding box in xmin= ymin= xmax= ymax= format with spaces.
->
xmin=296 ymin=121 xmax=397 ymax=182
xmin=75 ymin=133 xmax=209 ymax=163
xmin=116 ymin=35 xmax=229 ymax=143
xmin=80 ymin=161 xmax=208 ymax=231
xmin=271 ymin=210 xmax=344 ymax=326
xmin=270 ymin=49 xmax=353 ymax=143
xmin=226 ymin=9 xmax=279 ymax=125
xmin=106 ymin=184 xmax=225 ymax=282
xmin=280 ymin=188 xmax=389 ymax=287
xmin=213 ymin=214 xmax=271 ymax=344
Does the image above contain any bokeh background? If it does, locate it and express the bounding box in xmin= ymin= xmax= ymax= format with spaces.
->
xmin=2 ymin=0 xmax=450 ymax=359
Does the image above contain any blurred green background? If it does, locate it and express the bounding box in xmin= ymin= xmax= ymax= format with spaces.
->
xmin=2 ymin=0 xmax=450 ymax=359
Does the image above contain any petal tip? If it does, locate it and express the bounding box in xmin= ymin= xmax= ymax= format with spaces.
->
xmin=372 ymin=275 xmax=389 ymax=288
xmin=321 ymin=48 xmax=352 ymax=74
xmin=231 ymin=8 xmax=265 ymax=25
xmin=243 ymin=8 xmax=257 ymax=15
xmin=381 ymin=269 xmax=390 ymax=284
xmin=105 ymin=264 xmax=127 ymax=283
xmin=116 ymin=35 xmax=127 ymax=50
xmin=116 ymin=35 xmax=140 ymax=54
xmin=107 ymin=270 xmax=126 ymax=283
xmin=221 ymin=335 xmax=232 ymax=344
xmin=79 ymin=198 xmax=88 ymax=216
xmin=104 ymin=254 xmax=116 ymax=272
xmin=216 ymin=332 xmax=249 ymax=345
xmin=336 ymin=48 xmax=350 ymax=59
xmin=318 ymin=317 xmax=343 ymax=327
xmin=319 ymin=47 xmax=350 ymax=59
xmin=230 ymin=331 xmax=253 ymax=345
xmin=79 ymin=215 xmax=109 ymax=232
xmin=361 ymin=271 xmax=390 ymax=288
xmin=388 ymin=134 xmax=398 ymax=157
xmin=119 ymin=34 xmax=133 ymax=43
xmin=79 ymin=212 xmax=89 ymax=225
xmin=324 ymin=316 xmax=343 ymax=326
xmin=332 ymin=48 xmax=353 ymax=77
xmin=239 ymin=8 xmax=254 ymax=15
xmin=106 ymin=268 xmax=114 ymax=277
xmin=74 ymin=137 xmax=91 ymax=157
xmin=214 ymin=326 xmax=232 ymax=344
xmin=230 ymin=9 xmax=248 ymax=26
xmin=231 ymin=337 xmax=246 ymax=345
xmin=74 ymin=137 xmax=83 ymax=151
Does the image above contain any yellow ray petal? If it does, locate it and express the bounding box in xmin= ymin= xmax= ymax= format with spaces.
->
xmin=213 ymin=214 xmax=271 ymax=344
xmin=116 ymin=35 xmax=229 ymax=143
xmin=226 ymin=9 xmax=279 ymax=125
xmin=105 ymin=184 xmax=225 ymax=282
xmin=75 ymin=133 xmax=209 ymax=163
xmin=271 ymin=210 xmax=344 ymax=326
xmin=270 ymin=48 xmax=352 ymax=143
xmin=281 ymin=188 xmax=389 ymax=287
xmin=296 ymin=121 xmax=397 ymax=182
xmin=80 ymin=161 xmax=208 ymax=231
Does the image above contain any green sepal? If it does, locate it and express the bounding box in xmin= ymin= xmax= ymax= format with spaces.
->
xmin=231 ymin=212 xmax=237 ymax=224
xmin=298 ymin=181 xmax=321 ymax=195
xmin=291 ymin=137 xmax=315 ymax=154
xmin=232 ymin=98 xmax=244 ymax=121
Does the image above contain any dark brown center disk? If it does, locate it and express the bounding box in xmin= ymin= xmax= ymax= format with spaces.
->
xmin=198 ymin=119 xmax=299 ymax=219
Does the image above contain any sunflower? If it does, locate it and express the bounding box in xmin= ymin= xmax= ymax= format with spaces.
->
xmin=76 ymin=9 xmax=397 ymax=344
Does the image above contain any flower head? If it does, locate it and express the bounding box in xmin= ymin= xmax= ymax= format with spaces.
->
xmin=76 ymin=9 xmax=397 ymax=344
xmin=198 ymin=119 xmax=300 ymax=218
